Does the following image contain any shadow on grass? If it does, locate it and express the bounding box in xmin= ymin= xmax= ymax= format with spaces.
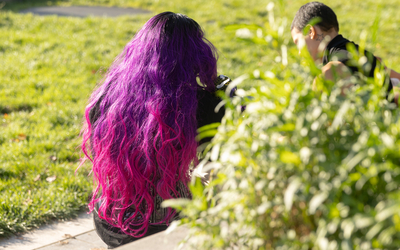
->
xmin=0 ymin=169 xmax=18 ymax=180
xmin=1 ymin=0 xmax=68 ymax=12
xmin=0 ymin=104 xmax=35 ymax=114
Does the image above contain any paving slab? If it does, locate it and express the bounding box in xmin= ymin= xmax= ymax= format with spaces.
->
xmin=35 ymin=230 xmax=107 ymax=250
xmin=116 ymin=225 xmax=188 ymax=250
xmin=0 ymin=211 xmax=102 ymax=250
xmin=20 ymin=6 xmax=151 ymax=17
xmin=0 ymin=210 xmax=188 ymax=250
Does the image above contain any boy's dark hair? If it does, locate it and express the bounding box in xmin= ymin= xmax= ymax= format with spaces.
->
xmin=291 ymin=2 xmax=339 ymax=32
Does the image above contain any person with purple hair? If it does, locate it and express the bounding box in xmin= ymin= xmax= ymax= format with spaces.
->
xmin=81 ymin=12 xmax=224 ymax=248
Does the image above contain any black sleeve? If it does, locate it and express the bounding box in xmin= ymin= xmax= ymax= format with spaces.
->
xmin=196 ymin=90 xmax=225 ymax=143
xmin=328 ymin=48 xmax=359 ymax=74
xmin=330 ymin=48 xmax=394 ymax=102
xmin=329 ymin=46 xmax=378 ymax=78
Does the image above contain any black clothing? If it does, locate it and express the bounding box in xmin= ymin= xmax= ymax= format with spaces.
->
xmin=322 ymin=35 xmax=378 ymax=77
xmin=322 ymin=35 xmax=393 ymax=99
xmin=196 ymin=89 xmax=226 ymax=143
xmin=89 ymin=88 xmax=224 ymax=248
xmin=94 ymin=211 xmax=168 ymax=249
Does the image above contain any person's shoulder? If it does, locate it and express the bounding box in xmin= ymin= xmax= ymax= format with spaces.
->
xmin=323 ymin=35 xmax=351 ymax=64
xmin=327 ymin=35 xmax=349 ymax=49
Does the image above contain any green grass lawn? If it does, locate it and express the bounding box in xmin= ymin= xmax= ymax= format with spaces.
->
xmin=1 ymin=0 xmax=400 ymax=237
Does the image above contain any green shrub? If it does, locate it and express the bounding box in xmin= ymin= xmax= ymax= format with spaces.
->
xmin=166 ymin=3 xmax=400 ymax=250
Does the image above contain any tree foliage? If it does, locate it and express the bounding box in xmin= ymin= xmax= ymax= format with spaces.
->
xmin=167 ymin=3 xmax=400 ymax=250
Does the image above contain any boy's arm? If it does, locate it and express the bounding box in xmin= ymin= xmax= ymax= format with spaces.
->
xmin=375 ymin=56 xmax=400 ymax=105
xmin=321 ymin=61 xmax=354 ymax=95
xmin=321 ymin=61 xmax=351 ymax=81
xmin=390 ymin=70 xmax=400 ymax=84
xmin=376 ymin=56 xmax=400 ymax=85
xmin=326 ymin=58 xmax=399 ymax=105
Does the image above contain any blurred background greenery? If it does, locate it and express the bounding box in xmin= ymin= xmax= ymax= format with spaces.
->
xmin=1 ymin=0 xmax=400 ymax=245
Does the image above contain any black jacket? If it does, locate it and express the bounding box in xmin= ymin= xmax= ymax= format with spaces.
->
xmin=322 ymin=35 xmax=393 ymax=99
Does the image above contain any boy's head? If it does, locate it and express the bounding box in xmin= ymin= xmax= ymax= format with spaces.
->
xmin=291 ymin=2 xmax=339 ymax=61
xmin=291 ymin=2 xmax=339 ymax=33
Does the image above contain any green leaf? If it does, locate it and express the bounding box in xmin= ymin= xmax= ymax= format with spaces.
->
xmin=309 ymin=192 xmax=328 ymax=215
xmin=280 ymin=151 xmax=301 ymax=165
xmin=284 ymin=177 xmax=301 ymax=211
xmin=197 ymin=123 xmax=221 ymax=133
xmin=161 ymin=198 xmax=190 ymax=210
xmin=190 ymin=177 xmax=205 ymax=198
xmin=196 ymin=129 xmax=219 ymax=141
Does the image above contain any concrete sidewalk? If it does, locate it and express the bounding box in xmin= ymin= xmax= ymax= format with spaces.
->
xmin=0 ymin=211 xmax=107 ymax=250
xmin=116 ymin=225 xmax=188 ymax=250
xmin=0 ymin=211 xmax=187 ymax=250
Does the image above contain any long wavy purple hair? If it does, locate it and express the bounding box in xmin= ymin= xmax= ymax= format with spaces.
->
xmin=81 ymin=12 xmax=218 ymax=237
